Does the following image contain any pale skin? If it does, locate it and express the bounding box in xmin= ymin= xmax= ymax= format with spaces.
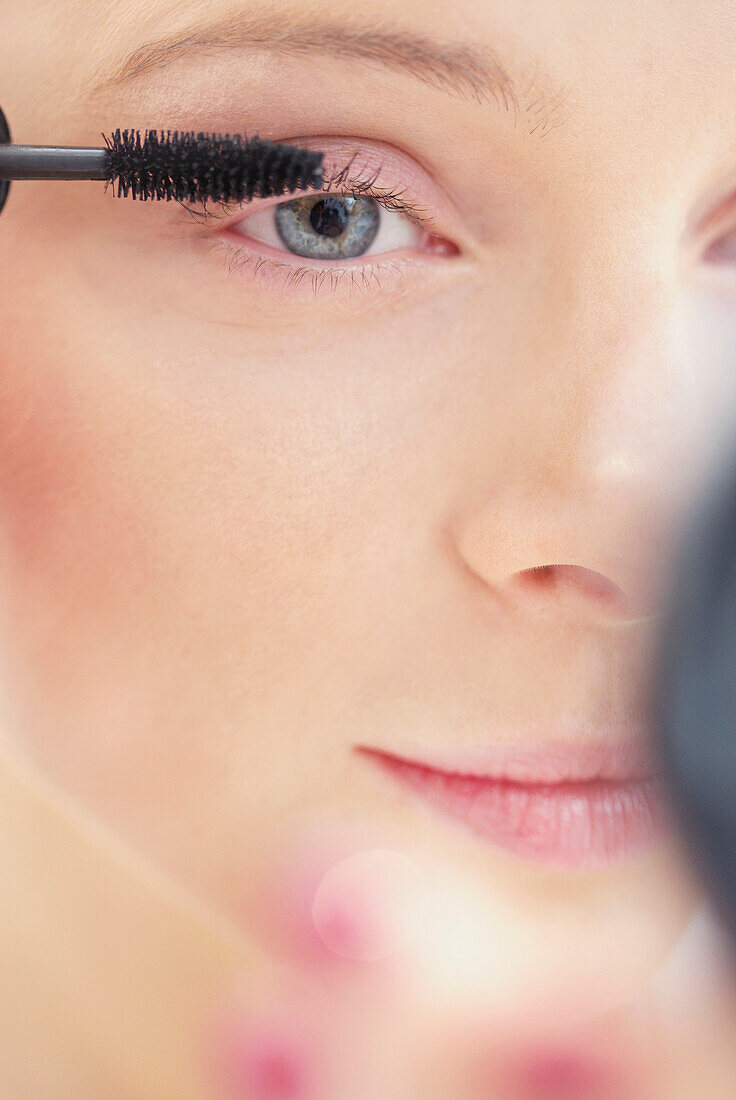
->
xmin=2 ymin=0 xmax=736 ymax=1095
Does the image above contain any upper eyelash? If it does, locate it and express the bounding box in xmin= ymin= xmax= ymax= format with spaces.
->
xmin=174 ymin=156 xmax=437 ymax=230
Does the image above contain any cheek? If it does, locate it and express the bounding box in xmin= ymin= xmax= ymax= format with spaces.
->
xmin=0 ymin=304 xmax=380 ymax=781
xmin=0 ymin=320 xmax=336 ymax=641
xmin=0 ymin=242 xmax=479 ymax=790
xmin=0 ymin=356 xmax=151 ymax=637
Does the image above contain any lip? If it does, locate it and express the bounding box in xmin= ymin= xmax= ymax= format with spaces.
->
xmin=354 ymin=741 xmax=664 ymax=870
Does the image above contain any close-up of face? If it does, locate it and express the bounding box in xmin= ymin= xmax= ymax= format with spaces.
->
xmin=3 ymin=1 xmax=736 ymax=1097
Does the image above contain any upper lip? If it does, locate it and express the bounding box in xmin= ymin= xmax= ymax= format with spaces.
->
xmin=353 ymin=733 xmax=658 ymax=786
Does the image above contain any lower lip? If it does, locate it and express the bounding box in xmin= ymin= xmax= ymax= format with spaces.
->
xmin=355 ymin=748 xmax=663 ymax=870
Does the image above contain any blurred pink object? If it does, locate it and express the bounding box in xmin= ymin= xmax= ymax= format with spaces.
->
xmin=209 ymin=1012 xmax=319 ymax=1100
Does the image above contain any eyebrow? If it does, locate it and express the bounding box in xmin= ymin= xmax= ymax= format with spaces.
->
xmin=89 ymin=13 xmax=528 ymax=115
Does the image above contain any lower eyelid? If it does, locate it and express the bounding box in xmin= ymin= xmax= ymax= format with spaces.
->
xmin=205 ymin=236 xmax=433 ymax=301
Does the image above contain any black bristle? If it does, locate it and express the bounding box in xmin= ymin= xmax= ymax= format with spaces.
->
xmin=102 ymin=129 xmax=324 ymax=203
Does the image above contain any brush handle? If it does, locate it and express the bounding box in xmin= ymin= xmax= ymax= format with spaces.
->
xmin=0 ymin=145 xmax=108 ymax=180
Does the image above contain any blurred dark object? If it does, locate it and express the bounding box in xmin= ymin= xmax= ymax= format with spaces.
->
xmin=652 ymin=441 xmax=736 ymax=949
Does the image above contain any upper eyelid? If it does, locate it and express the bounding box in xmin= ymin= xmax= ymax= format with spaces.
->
xmin=159 ymin=127 xmax=488 ymax=269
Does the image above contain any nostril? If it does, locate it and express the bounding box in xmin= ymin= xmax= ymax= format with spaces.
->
xmin=511 ymin=564 xmax=630 ymax=618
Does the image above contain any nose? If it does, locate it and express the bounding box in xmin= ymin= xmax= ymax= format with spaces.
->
xmin=454 ymin=487 xmax=664 ymax=626
xmin=452 ymin=285 xmax=736 ymax=628
xmin=508 ymin=564 xmax=637 ymax=622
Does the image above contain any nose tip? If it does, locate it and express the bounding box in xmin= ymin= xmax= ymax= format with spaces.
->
xmin=507 ymin=564 xmax=656 ymax=623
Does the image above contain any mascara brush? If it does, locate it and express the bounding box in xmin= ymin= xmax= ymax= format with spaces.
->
xmin=0 ymin=105 xmax=323 ymax=216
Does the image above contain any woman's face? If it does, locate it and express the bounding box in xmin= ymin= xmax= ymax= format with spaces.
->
xmin=3 ymin=0 xmax=736 ymax=1025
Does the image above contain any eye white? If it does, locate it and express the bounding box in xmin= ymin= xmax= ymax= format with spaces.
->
xmin=231 ymin=197 xmax=423 ymax=258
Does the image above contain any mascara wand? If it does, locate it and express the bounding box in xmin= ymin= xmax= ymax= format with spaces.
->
xmin=0 ymin=105 xmax=324 ymax=216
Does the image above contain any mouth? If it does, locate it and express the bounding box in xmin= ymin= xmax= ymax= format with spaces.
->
xmin=354 ymin=739 xmax=664 ymax=870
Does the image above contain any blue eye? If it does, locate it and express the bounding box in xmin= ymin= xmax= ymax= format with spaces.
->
xmin=274 ymin=194 xmax=380 ymax=259
xmin=231 ymin=190 xmax=423 ymax=261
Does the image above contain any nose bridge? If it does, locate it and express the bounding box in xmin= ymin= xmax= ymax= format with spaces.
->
xmin=453 ymin=249 xmax=735 ymax=624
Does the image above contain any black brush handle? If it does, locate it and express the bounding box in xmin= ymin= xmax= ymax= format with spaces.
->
xmin=0 ymin=145 xmax=108 ymax=180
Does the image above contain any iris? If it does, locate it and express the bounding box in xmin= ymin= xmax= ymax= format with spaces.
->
xmin=274 ymin=194 xmax=380 ymax=259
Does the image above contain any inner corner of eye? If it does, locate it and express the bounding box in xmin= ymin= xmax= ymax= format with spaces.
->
xmin=706 ymin=229 xmax=736 ymax=263
xmin=424 ymin=234 xmax=461 ymax=257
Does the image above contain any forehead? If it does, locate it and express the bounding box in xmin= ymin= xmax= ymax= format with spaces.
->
xmin=28 ymin=0 xmax=736 ymax=97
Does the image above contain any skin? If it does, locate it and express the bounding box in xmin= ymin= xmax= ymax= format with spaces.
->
xmin=2 ymin=0 xmax=736 ymax=1092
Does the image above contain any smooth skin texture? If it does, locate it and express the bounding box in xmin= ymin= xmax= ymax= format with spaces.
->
xmin=2 ymin=0 xmax=736 ymax=1090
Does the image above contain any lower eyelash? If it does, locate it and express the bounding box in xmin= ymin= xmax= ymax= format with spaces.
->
xmin=205 ymin=237 xmax=419 ymax=297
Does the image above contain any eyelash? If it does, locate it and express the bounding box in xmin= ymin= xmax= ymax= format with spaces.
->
xmin=182 ymin=157 xmax=436 ymax=230
xmin=204 ymin=244 xmax=423 ymax=298
xmin=176 ymin=158 xmax=445 ymax=297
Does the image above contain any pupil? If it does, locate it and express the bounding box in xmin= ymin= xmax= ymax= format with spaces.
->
xmin=309 ymin=197 xmax=350 ymax=238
